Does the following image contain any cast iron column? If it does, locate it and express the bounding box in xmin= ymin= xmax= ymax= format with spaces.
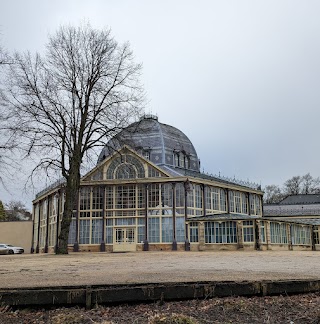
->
xmin=172 ymin=182 xmax=177 ymax=250
xmin=226 ymin=188 xmax=230 ymax=214
xmin=73 ymin=189 xmax=80 ymax=252
xmin=36 ymin=201 xmax=41 ymax=253
xmin=184 ymin=180 xmax=190 ymax=251
xmin=202 ymin=184 xmax=206 ymax=218
xmin=254 ymin=220 xmax=260 ymax=250
xmin=143 ymin=184 xmax=149 ymax=251
xmin=311 ymin=225 xmax=316 ymax=251
xmin=100 ymin=185 xmax=106 ymax=252
xmin=44 ymin=197 xmax=50 ymax=253
xmin=288 ymin=224 xmax=293 ymax=251
xmin=30 ymin=205 xmax=35 ymax=254
xmin=55 ymin=191 xmax=60 ymax=253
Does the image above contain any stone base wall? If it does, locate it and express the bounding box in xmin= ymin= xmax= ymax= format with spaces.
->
xmin=242 ymin=244 xmax=256 ymax=251
xmin=59 ymin=243 xmax=187 ymax=253
xmin=38 ymin=242 xmax=314 ymax=253
xmin=77 ymin=245 xmax=102 ymax=252
xmin=199 ymin=244 xmax=240 ymax=251
xmin=259 ymin=244 xmax=312 ymax=251
xmin=147 ymin=243 xmax=186 ymax=251
xmin=291 ymin=245 xmax=313 ymax=251
xmin=260 ymin=244 xmax=269 ymax=251
xmin=267 ymin=244 xmax=290 ymax=251
xmin=190 ymin=243 xmax=199 ymax=252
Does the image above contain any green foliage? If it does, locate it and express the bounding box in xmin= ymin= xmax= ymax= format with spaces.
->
xmin=0 ymin=200 xmax=6 ymax=221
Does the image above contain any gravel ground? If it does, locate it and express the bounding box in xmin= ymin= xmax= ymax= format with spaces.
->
xmin=0 ymin=251 xmax=320 ymax=288
xmin=1 ymin=251 xmax=320 ymax=323
xmin=0 ymin=293 xmax=319 ymax=323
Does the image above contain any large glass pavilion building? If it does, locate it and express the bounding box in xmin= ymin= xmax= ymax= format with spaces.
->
xmin=32 ymin=115 xmax=318 ymax=253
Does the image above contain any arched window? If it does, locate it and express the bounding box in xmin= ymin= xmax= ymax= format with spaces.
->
xmin=115 ymin=163 xmax=137 ymax=179
xmin=106 ymin=154 xmax=145 ymax=179
xmin=174 ymin=152 xmax=180 ymax=167
xmin=185 ymin=156 xmax=190 ymax=169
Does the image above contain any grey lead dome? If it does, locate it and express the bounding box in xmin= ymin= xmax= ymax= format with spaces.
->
xmin=97 ymin=114 xmax=200 ymax=172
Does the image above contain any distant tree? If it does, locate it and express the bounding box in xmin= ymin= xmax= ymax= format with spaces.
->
xmin=301 ymin=173 xmax=320 ymax=194
xmin=0 ymin=44 xmax=11 ymax=66
xmin=1 ymin=23 xmax=144 ymax=253
xmin=264 ymin=173 xmax=320 ymax=203
xmin=5 ymin=201 xmax=31 ymax=221
xmin=283 ymin=176 xmax=302 ymax=195
xmin=0 ymin=44 xmax=5 ymax=65
xmin=263 ymin=185 xmax=285 ymax=204
xmin=0 ymin=200 xmax=5 ymax=221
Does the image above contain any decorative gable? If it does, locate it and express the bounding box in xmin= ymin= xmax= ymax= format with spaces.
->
xmin=81 ymin=146 xmax=170 ymax=182
xmin=88 ymin=168 xmax=103 ymax=181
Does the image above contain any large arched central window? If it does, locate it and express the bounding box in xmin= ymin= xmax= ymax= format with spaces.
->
xmin=106 ymin=154 xmax=145 ymax=179
xmin=115 ymin=163 xmax=137 ymax=179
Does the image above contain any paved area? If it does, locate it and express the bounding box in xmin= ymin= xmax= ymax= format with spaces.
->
xmin=0 ymin=251 xmax=319 ymax=289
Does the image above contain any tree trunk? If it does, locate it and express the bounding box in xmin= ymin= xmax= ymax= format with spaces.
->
xmin=56 ymin=157 xmax=81 ymax=254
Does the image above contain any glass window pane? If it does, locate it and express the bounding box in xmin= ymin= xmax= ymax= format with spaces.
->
xmin=79 ymin=219 xmax=90 ymax=244
xmin=162 ymin=217 xmax=173 ymax=243
xmin=176 ymin=216 xmax=185 ymax=242
xmin=148 ymin=217 xmax=160 ymax=243
xmin=91 ymin=219 xmax=103 ymax=244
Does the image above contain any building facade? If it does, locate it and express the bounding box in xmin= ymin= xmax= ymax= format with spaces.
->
xmin=263 ymin=194 xmax=320 ymax=251
xmin=32 ymin=116 xmax=318 ymax=253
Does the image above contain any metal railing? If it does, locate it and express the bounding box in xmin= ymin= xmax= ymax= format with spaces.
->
xmin=35 ymin=178 xmax=65 ymax=198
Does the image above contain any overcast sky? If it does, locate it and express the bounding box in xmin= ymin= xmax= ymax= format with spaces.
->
xmin=1 ymin=0 xmax=320 ymax=207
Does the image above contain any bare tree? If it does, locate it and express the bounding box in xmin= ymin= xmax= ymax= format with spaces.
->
xmin=0 ymin=44 xmax=5 ymax=65
xmin=263 ymin=184 xmax=285 ymax=204
xmin=264 ymin=173 xmax=320 ymax=204
xmin=0 ymin=43 xmax=12 ymax=66
xmin=301 ymin=173 xmax=320 ymax=194
xmin=283 ymin=176 xmax=302 ymax=195
xmin=1 ymin=23 xmax=144 ymax=253
xmin=0 ymin=44 xmax=16 ymax=186
xmin=282 ymin=174 xmax=320 ymax=196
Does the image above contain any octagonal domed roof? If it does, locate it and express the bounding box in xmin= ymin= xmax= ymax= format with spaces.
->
xmin=98 ymin=114 xmax=200 ymax=172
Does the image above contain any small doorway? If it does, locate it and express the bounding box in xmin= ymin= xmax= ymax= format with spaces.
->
xmin=113 ymin=227 xmax=136 ymax=252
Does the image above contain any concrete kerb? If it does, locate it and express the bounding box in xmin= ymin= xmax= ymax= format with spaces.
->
xmin=1 ymin=280 xmax=320 ymax=309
